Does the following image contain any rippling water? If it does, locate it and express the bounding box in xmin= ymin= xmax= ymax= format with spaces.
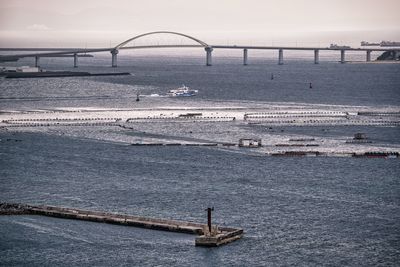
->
xmin=2 ymin=54 xmax=400 ymax=108
xmin=1 ymin=55 xmax=399 ymax=266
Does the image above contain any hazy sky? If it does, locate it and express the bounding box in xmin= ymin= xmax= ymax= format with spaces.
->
xmin=1 ymin=0 xmax=399 ymax=47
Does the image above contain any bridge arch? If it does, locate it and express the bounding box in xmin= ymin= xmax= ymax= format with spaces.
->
xmin=114 ymin=31 xmax=209 ymax=50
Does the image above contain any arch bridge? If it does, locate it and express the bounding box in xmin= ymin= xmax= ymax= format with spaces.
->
xmin=109 ymin=31 xmax=212 ymax=67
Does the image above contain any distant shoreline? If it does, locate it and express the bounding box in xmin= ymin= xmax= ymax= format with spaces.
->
xmin=3 ymin=71 xmax=131 ymax=79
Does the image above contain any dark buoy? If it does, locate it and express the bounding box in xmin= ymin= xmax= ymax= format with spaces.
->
xmin=309 ymin=82 xmax=313 ymax=89
xmin=136 ymin=92 xmax=140 ymax=102
xmin=271 ymin=73 xmax=274 ymax=80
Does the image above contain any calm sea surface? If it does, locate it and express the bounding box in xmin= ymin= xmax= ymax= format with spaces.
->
xmin=1 ymin=55 xmax=399 ymax=266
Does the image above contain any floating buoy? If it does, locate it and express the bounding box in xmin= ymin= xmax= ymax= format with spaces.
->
xmin=309 ymin=82 xmax=313 ymax=89
xmin=271 ymin=73 xmax=274 ymax=80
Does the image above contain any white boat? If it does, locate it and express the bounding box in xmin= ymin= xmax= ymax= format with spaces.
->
xmin=167 ymin=85 xmax=198 ymax=97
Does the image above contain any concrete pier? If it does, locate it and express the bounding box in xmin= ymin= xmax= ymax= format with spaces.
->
xmin=0 ymin=203 xmax=243 ymax=247
xmin=340 ymin=50 xmax=345 ymax=63
xmin=34 ymin=56 xmax=40 ymax=67
xmin=394 ymin=50 xmax=399 ymax=60
xmin=111 ymin=49 xmax=119 ymax=67
xmin=195 ymin=228 xmax=243 ymax=246
xmin=73 ymin=53 xmax=78 ymax=68
xmin=314 ymin=49 xmax=319 ymax=64
xmin=205 ymin=47 xmax=213 ymax=66
xmin=278 ymin=49 xmax=283 ymax=65
xmin=243 ymin=48 xmax=248 ymax=65
xmin=366 ymin=50 xmax=371 ymax=62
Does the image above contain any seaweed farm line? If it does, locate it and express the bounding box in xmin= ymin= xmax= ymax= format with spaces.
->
xmin=1 ymin=104 xmax=399 ymax=157
xmin=1 ymin=106 xmax=399 ymax=126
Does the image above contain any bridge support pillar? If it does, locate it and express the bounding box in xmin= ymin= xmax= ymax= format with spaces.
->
xmin=35 ymin=56 xmax=40 ymax=68
xmin=278 ymin=49 xmax=283 ymax=65
xmin=340 ymin=50 xmax=345 ymax=63
xmin=111 ymin=50 xmax=119 ymax=67
xmin=366 ymin=51 xmax=371 ymax=62
xmin=73 ymin=53 xmax=78 ymax=68
xmin=243 ymin=49 xmax=248 ymax=65
xmin=205 ymin=47 xmax=213 ymax=66
xmin=314 ymin=49 xmax=319 ymax=64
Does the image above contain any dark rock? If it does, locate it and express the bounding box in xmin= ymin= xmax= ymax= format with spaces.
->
xmin=0 ymin=203 xmax=30 ymax=215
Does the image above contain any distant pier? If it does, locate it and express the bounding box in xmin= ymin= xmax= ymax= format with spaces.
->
xmin=0 ymin=203 xmax=243 ymax=247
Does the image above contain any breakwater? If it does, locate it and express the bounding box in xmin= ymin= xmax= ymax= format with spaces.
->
xmin=0 ymin=203 xmax=243 ymax=247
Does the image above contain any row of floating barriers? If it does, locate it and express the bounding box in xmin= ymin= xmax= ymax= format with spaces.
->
xmin=126 ymin=116 xmax=236 ymax=122
xmin=129 ymin=143 xmax=399 ymax=158
xmin=247 ymin=120 xmax=399 ymax=125
xmin=245 ymin=115 xmax=348 ymax=119
xmin=4 ymin=117 xmax=122 ymax=122
xmin=275 ymin=144 xmax=319 ymax=147
xmin=268 ymin=151 xmax=399 ymax=158
xmin=131 ymin=143 xmax=237 ymax=147
xmin=5 ymin=119 xmax=398 ymax=126
xmin=3 ymin=116 xmax=237 ymax=125
xmin=131 ymin=143 xmax=320 ymax=148
xmin=3 ymin=122 xmax=116 ymax=127
xmin=357 ymin=112 xmax=400 ymax=116
xmin=245 ymin=111 xmax=348 ymax=116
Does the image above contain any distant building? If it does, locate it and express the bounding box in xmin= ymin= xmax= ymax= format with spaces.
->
xmin=18 ymin=66 xmax=41 ymax=72
xmin=361 ymin=40 xmax=400 ymax=47
xmin=329 ymin=44 xmax=351 ymax=49
xmin=360 ymin=41 xmax=380 ymax=46
xmin=1 ymin=66 xmax=41 ymax=73
xmin=239 ymin=138 xmax=262 ymax=147
xmin=354 ymin=133 xmax=367 ymax=140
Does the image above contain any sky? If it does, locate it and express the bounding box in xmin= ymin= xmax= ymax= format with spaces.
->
xmin=0 ymin=0 xmax=399 ymax=47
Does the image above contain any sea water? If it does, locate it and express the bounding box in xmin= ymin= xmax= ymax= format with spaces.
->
xmin=0 ymin=54 xmax=399 ymax=266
